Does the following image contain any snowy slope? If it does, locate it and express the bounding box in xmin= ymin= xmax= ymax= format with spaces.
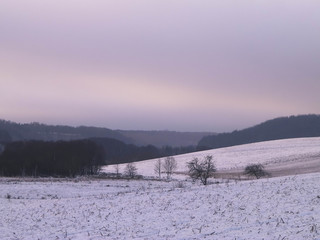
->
xmin=104 ymin=137 xmax=320 ymax=178
xmin=1 ymin=137 xmax=320 ymax=240
xmin=1 ymin=174 xmax=320 ymax=240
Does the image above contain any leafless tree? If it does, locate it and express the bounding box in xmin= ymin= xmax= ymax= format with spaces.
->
xmin=187 ymin=155 xmax=216 ymax=185
xmin=124 ymin=163 xmax=137 ymax=178
xmin=163 ymin=156 xmax=177 ymax=179
xmin=154 ymin=158 xmax=162 ymax=179
xmin=114 ymin=164 xmax=120 ymax=178
xmin=244 ymin=164 xmax=270 ymax=179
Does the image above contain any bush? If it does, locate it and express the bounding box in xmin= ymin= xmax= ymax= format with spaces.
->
xmin=244 ymin=164 xmax=270 ymax=179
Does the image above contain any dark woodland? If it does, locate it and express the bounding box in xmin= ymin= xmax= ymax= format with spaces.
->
xmin=0 ymin=140 xmax=104 ymax=177
xmin=198 ymin=115 xmax=320 ymax=149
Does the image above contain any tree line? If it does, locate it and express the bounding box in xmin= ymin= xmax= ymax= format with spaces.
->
xmin=0 ymin=137 xmax=199 ymax=177
xmin=115 ymin=154 xmax=270 ymax=184
xmin=198 ymin=114 xmax=320 ymax=149
xmin=0 ymin=140 xmax=104 ymax=177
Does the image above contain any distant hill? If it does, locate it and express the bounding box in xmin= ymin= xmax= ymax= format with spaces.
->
xmin=0 ymin=129 xmax=11 ymax=143
xmin=0 ymin=119 xmax=203 ymax=165
xmin=198 ymin=114 xmax=320 ymax=149
xmin=118 ymin=130 xmax=214 ymax=147
xmin=0 ymin=119 xmax=213 ymax=148
xmin=0 ymin=120 xmax=132 ymax=144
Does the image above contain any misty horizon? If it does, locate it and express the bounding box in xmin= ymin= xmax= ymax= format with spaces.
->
xmin=2 ymin=114 xmax=319 ymax=135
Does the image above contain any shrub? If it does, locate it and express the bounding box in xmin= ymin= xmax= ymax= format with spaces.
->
xmin=244 ymin=164 xmax=270 ymax=179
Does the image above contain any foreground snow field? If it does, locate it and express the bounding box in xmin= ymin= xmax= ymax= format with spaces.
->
xmin=1 ymin=173 xmax=320 ymax=240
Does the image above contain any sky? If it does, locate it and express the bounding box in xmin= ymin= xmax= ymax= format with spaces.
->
xmin=0 ymin=0 xmax=319 ymax=132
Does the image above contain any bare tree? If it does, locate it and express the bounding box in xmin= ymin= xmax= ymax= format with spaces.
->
xmin=124 ymin=163 xmax=137 ymax=178
xmin=163 ymin=156 xmax=177 ymax=179
xmin=187 ymin=155 xmax=216 ymax=185
xmin=154 ymin=158 xmax=162 ymax=179
xmin=114 ymin=164 xmax=120 ymax=178
xmin=244 ymin=164 xmax=270 ymax=179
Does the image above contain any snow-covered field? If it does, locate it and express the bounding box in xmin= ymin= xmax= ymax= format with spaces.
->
xmin=1 ymin=137 xmax=320 ymax=240
xmin=1 ymin=174 xmax=320 ymax=240
xmin=105 ymin=137 xmax=320 ymax=178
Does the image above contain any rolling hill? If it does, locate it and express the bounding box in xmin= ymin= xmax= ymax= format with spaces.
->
xmin=0 ymin=120 xmax=132 ymax=143
xmin=0 ymin=119 xmax=212 ymax=147
xmin=198 ymin=114 xmax=320 ymax=149
xmin=105 ymin=137 xmax=320 ymax=178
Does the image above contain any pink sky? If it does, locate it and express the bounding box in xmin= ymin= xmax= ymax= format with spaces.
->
xmin=0 ymin=1 xmax=319 ymax=132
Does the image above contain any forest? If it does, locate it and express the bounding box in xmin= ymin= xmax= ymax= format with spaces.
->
xmin=198 ymin=114 xmax=320 ymax=149
xmin=0 ymin=138 xmax=197 ymax=177
xmin=0 ymin=140 xmax=104 ymax=177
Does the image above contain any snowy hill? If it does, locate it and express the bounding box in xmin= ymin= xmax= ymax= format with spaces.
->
xmin=105 ymin=137 xmax=320 ymax=178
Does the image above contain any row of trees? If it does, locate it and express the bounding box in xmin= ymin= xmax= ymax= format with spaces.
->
xmin=108 ymin=155 xmax=269 ymax=184
xmin=110 ymin=156 xmax=179 ymax=179
xmin=0 ymin=140 xmax=104 ymax=177
xmin=153 ymin=155 xmax=269 ymax=185
xmin=154 ymin=156 xmax=178 ymax=179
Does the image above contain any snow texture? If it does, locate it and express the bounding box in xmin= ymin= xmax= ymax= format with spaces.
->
xmin=1 ymin=174 xmax=320 ymax=239
xmin=1 ymin=137 xmax=320 ymax=239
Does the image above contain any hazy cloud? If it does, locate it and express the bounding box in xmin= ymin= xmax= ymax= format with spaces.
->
xmin=0 ymin=0 xmax=319 ymax=131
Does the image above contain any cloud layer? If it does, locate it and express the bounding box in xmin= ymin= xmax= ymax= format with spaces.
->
xmin=1 ymin=1 xmax=319 ymax=131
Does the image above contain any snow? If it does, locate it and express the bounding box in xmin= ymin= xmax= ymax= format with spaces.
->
xmin=104 ymin=137 xmax=320 ymax=177
xmin=1 ymin=174 xmax=320 ymax=239
xmin=1 ymin=137 xmax=320 ymax=239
